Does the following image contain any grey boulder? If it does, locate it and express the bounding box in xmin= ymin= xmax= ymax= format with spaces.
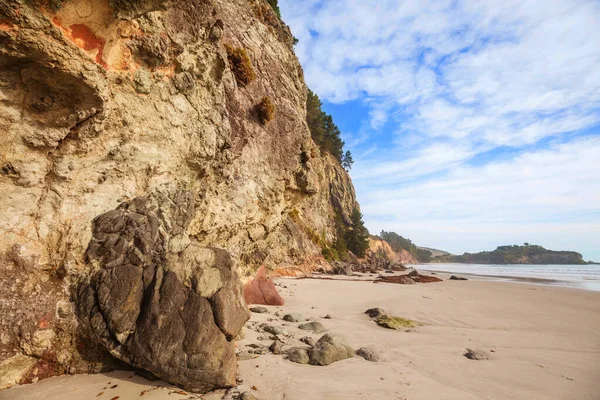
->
xmin=75 ymin=189 xmax=250 ymax=393
xmin=298 ymin=321 xmax=326 ymax=333
xmin=308 ymin=334 xmax=355 ymax=366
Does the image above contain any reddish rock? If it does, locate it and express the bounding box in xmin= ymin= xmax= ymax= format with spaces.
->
xmin=243 ymin=266 xmax=284 ymax=306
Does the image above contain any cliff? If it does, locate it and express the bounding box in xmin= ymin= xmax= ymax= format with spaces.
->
xmin=0 ymin=0 xmax=358 ymax=390
xmin=368 ymin=237 xmax=418 ymax=264
xmin=432 ymin=245 xmax=587 ymax=264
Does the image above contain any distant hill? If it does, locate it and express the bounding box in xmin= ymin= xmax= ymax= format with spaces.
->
xmin=431 ymin=244 xmax=587 ymax=265
xmin=417 ymin=246 xmax=451 ymax=258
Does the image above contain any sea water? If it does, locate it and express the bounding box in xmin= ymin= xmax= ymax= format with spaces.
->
xmin=415 ymin=263 xmax=600 ymax=292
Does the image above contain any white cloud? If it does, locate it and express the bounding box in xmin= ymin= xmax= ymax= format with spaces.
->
xmin=279 ymin=0 xmax=600 ymax=260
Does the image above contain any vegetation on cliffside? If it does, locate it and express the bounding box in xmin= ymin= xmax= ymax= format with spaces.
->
xmin=306 ymin=89 xmax=353 ymax=169
xmin=379 ymin=231 xmax=433 ymax=262
xmin=432 ymin=244 xmax=586 ymax=264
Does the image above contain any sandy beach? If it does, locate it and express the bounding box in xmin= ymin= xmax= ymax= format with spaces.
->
xmin=3 ymin=275 xmax=599 ymax=400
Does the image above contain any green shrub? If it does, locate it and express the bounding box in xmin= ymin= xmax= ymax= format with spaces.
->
xmin=256 ymin=96 xmax=275 ymax=125
xmin=225 ymin=44 xmax=256 ymax=87
xmin=289 ymin=208 xmax=300 ymax=222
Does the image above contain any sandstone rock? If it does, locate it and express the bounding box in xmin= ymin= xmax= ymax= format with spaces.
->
xmin=243 ymin=266 xmax=284 ymax=306
xmin=450 ymin=275 xmax=468 ymax=281
xmin=75 ymin=189 xmax=249 ymax=393
xmin=0 ymin=354 xmax=37 ymax=390
xmin=308 ymin=334 xmax=354 ymax=366
xmin=298 ymin=322 xmax=327 ymax=334
xmin=407 ymin=269 xmax=419 ymax=278
xmin=365 ymin=308 xmax=386 ymax=319
xmin=0 ymin=0 xmax=360 ymax=385
xmin=300 ymin=336 xmax=316 ymax=347
xmin=287 ymin=347 xmax=310 ymax=364
xmin=250 ymin=306 xmax=269 ymax=314
xmin=283 ymin=313 xmax=304 ymax=322
xmin=356 ymin=347 xmax=379 ymax=362
xmin=464 ymin=348 xmax=490 ymax=360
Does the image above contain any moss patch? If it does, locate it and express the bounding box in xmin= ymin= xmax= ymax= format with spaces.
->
xmin=375 ymin=315 xmax=417 ymax=330
xmin=225 ymin=44 xmax=256 ymax=87
xmin=256 ymin=96 xmax=275 ymax=124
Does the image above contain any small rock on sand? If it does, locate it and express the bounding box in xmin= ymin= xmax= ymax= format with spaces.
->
xmin=264 ymin=325 xmax=288 ymax=336
xmin=300 ymin=336 xmax=316 ymax=346
xmin=269 ymin=340 xmax=284 ymax=355
xmin=450 ymin=275 xmax=468 ymax=281
xmin=250 ymin=306 xmax=269 ymax=313
xmin=323 ymin=314 xmax=332 ymax=319
xmin=308 ymin=334 xmax=355 ymax=366
xmin=375 ymin=315 xmax=416 ymax=330
xmin=287 ymin=347 xmax=310 ymax=364
xmin=240 ymin=392 xmax=257 ymax=400
xmin=283 ymin=313 xmax=304 ymax=322
xmin=356 ymin=347 xmax=379 ymax=362
xmin=298 ymin=321 xmax=327 ymax=333
xmin=464 ymin=348 xmax=490 ymax=360
xmin=364 ymin=308 xmax=386 ymax=318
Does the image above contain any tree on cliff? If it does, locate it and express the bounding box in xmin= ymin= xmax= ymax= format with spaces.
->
xmin=306 ymin=89 xmax=347 ymax=164
xmin=346 ymin=208 xmax=370 ymax=257
xmin=342 ymin=150 xmax=354 ymax=170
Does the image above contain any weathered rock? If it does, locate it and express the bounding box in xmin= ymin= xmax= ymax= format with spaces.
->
xmin=250 ymin=306 xmax=269 ymax=314
xmin=298 ymin=322 xmax=327 ymax=334
xmin=356 ymin=347 xmax=379 ymax=362
xmin=0 ymin=0 xmax=360 ymax=387
xmin=323 ymin=314 xmax=332 ymax=319
xmin=365 ymin=308 xmax=386 ymax=319
xmin=264 ymin=326 xmax=288 ymax=336
xmin=300 ymin=336 xmax=316 ymax=347
xmin=269 ymin=340 xmax=284 ymax=355
xmin=240 ymin=392 xmax=258 ymax=400
xmin=376 ymin=275 xmax=417 ymax=284
xmin=450 ymin=275 xmax=468 ymax=281
xmin=464 ymin=348 xmax=490 ymax=360
xmin=407 ymin=269 xmax=419 ymax=278
xmin=308 ymin=334 xmax=354 ymax=366
xmin=0 ymin=354 xmax=38 ymax=390
xmin=75 ymin=189 xmax=249 ymax=393
xmin=331 ymin=261 xmax=353 ymax=275
xmin=375 ymin=315 xmax=417 ymax=330
xmin=243 ymin=266 xmax=285 ymax=306
xmin=287 ymin=347 xmax=310 ymax=364
xmin=283 ymin=313 xmax=304 ymax=322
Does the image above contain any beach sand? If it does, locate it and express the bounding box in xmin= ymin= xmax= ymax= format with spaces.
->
xmin=3 ymin=274 xmax=599 ymax=400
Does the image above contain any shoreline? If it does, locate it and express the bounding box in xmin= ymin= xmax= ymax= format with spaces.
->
xmin=3 ymin=276 xmax=600 ymax=399
xmin=416 ymin=264 xmax=600 ymax=292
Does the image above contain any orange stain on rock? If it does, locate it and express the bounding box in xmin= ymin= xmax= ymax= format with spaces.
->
xmin=69 ymin=24 xmax=108 ymax=69
xmin=0 ymin=20 xmax=14 ymax=32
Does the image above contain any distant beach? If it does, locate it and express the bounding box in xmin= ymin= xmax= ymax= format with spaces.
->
xmin=417 ymin=263 xmax=600 ymax=292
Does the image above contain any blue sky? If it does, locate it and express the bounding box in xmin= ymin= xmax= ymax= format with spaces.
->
xmin=279 ymin=0 xmax=600 ymax=261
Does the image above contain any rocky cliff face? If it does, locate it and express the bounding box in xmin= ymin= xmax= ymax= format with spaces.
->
xmin=0 ymin=0 xmax=358 ymax=390
xmin=368 ymin=237 xmax=419 ymax=265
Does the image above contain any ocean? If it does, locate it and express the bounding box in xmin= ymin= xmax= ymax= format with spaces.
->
xmin=415 ymin=263 xmax=600 ymax=292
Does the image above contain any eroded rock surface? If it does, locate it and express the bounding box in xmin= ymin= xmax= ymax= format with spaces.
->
xmin=0 ymin=0 xmax=359 ymax=388
xmin=75 ymin=189 xmax=250 ymax=392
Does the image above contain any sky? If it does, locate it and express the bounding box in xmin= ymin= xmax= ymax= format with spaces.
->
xmin=279 ymin=0 xmax=600 ymax=262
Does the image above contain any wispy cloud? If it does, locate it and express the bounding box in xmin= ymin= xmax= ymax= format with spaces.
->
xmin=280 ymin=0 xmax=600 ymax=260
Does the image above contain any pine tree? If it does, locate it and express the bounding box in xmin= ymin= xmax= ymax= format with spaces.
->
xmin=346 ymin=208 xmax=370 ymax=257
xmin=342 ymin=150 xmax=354 ymax=170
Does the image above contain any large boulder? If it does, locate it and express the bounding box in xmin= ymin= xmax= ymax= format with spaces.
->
xmin=243 ymin=266 xmax=284 ymax=306
xmin=75 ymin=189 xmax=250 ymax=393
